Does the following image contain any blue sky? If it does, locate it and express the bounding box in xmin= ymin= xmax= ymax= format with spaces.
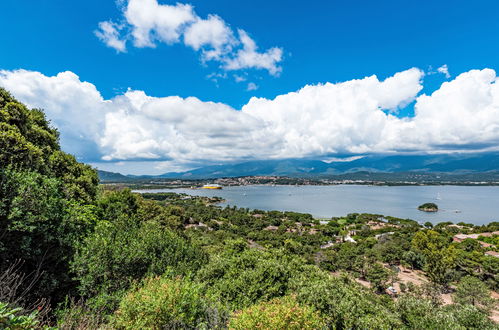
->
xmin=1 ymin=0 xmax=499 ymax=174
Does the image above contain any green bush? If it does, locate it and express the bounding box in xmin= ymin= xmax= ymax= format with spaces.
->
xmin=72 ymin=205 xmax=207 ymax=311
xmin=112 ymin=276 xmax=226 ymax=329
xmin=197 ymin=247 xmax=304 ymax=309
xmin=396 ymin=295 xmax=496 ymax=329
xmin=0 ymin=170 xmax=96 ymax=301
xmin=0 ymin=302 xmax=39 ymax=329
xmin=228 ymin=296 xmax=324 ymax=330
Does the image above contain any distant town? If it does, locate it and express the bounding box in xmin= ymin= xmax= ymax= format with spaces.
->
xmin=100 ymin=172 xmax=499 ymax=190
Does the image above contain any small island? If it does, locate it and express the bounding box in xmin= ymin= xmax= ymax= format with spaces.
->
xmin=418 ymin=202 xmax=439 ymax=212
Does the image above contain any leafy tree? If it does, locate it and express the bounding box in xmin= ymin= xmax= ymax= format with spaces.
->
xmin=412 ymin=230 xmax=456 ymax=285
xmin=320 ymin=241 xmax=364 ymax=272
xmin=372 ymin=237 xmax=408 ymax=264
xmin=458 ymin=238 xmax=483 ymax=252
xmin=95 ymin=189 xmax=139 ymax=222
xmin=0 ymin=88 xmax=99 ymax=303
xmin=137 ymin=199 xmax=184 ymax=230
xmin=365 ymin=263 xmax=394 ymax=293
xmin=454 ymin=276 xmax=495 ymax=313
xmin=481 ymin=256 xmax=499 ymax=290
xmin=48 ymin=151 xmax=98 ymax=203
xmin=0 ymin=170 xmax=92 ymax=300
xmin=402 ymin=250 xmax=425 ymax=270
xmin=396 ymin=295 xmax=452 ymax=329
xmin=0 ymin=88 xmax=98 ymax=202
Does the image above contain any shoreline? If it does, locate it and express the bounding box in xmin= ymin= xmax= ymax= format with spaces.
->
xmin=108 ymin=181 xmax=499 ymax=190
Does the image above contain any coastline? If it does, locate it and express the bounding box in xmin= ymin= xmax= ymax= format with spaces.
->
xmin=106 ymin=181 xmax=499 ymax=191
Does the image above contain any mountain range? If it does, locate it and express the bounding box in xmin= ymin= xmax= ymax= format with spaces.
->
xmin=98 ymin=152 xmax=499 ymax=181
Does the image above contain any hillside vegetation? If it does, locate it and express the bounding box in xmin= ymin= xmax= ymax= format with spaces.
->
xmin=1 ymin=87 xmax=497 ymax=329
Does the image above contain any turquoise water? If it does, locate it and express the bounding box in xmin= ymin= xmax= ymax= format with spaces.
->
xmin=136 ymin=185 xmax=499 ymax=225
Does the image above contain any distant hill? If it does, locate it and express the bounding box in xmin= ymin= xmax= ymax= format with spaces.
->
xmin=98 ymin=170 xmax=132 ymax=182
xmin=156 ymin=153 xmax=499 ymax=179
xmin=157 ymin=159 xmax=331 ymax=179
xmin=97 ymin=153 xmax=499 ymax=180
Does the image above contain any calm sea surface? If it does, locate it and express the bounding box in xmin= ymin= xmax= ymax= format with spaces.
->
xmin=136 ymin=185 xmax=499 ymax=225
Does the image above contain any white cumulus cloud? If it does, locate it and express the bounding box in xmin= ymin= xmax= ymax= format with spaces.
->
xmin=184 ymin=15 xmax=236 ymax=61
xmin=223 ymin=30 xmax=283 ymax=75
xmin=437 ymin=64 xmax=451 ymax=78
xmin=124 ymin=0 xmax=196 ymax=47
xmin=1 ymin=67 xmax=499 ymax=170
xmin=96 ymin=0 xmax=283 ymax=76
xmin=94 ymin=21 xmax=127 ymax=52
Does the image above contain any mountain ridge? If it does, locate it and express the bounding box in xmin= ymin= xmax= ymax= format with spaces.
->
xmin=97 ymin=153 xmax=499 ymax=180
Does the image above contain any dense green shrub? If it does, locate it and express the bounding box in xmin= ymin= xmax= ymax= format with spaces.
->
xmin=72 ymin=199 xmax=207 ymax=311
xmin=197 ymin=246 xmax=304 ymax=309
xmin=0 ymin=302 xmax=39 ymax=329
xmin=0 ymin=170 xmax=96 ymax=301
xmin=228 ymin=296 xmax=324 ymax=330
xmin=112 ymin=276 xmax=226 ymax=329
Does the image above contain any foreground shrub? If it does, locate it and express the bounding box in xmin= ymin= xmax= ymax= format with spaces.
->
xmin=72 ymin=211 xmax=207 ymax=312
xmin=0 ymin=302 xmax=39 ymax=329
xmin=112 ymin=276 xmax=227 ymax=329
xmin=228 ymin=296 xmax=324 ymax=330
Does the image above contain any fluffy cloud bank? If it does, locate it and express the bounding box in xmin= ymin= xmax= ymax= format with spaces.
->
xmin=1 ymin=68 xmax=499 ymax=168
xmin=96 ymin=0 xmax=283 ymax=75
